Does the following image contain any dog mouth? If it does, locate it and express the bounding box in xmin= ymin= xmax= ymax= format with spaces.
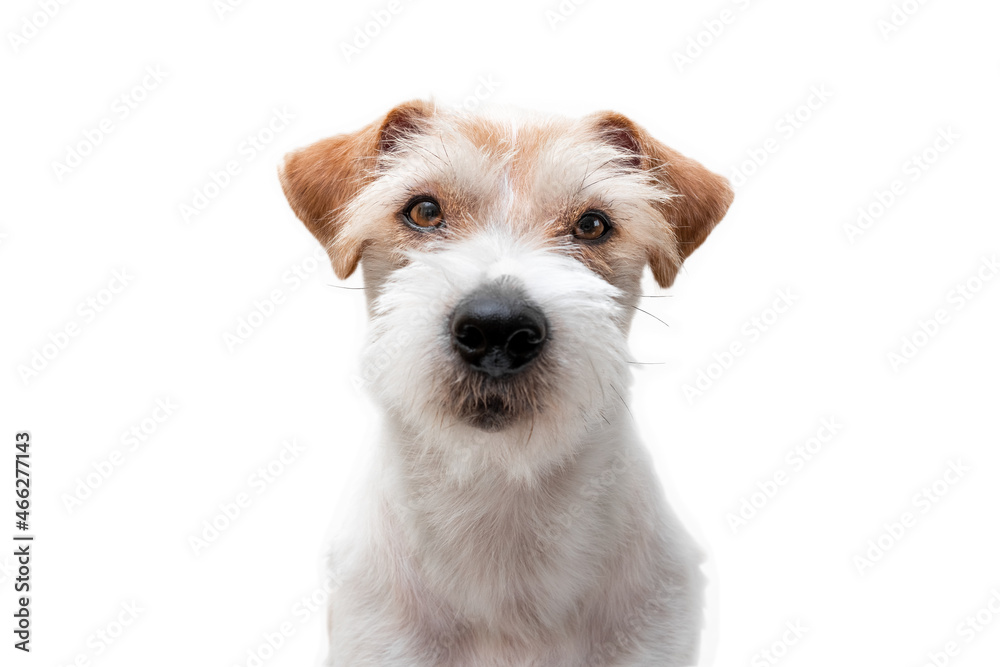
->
xmin=461 ymin=394 xmax=514 ymax=431
xmin=453 ymin=372 xmax=548 ymax=432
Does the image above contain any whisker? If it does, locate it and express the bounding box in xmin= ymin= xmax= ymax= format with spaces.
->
xmin=437 ymin=134 xmax=452 ymax=168
xmin=579 ymin=157 xmax=625 ymax=193
xmin=327 ymin=284 xmax=366 ymax=290
xmin=583 ymin=351 xmax=607 ymax=407
xmin=617 ymin=290 xmax=673 ymax=299
xmin=609 ymin=384 xmax=633 ymax=422
xmin=627 ymin=361 xmax=665 ymax=365
xmin=631 ymin=305 xmax=670 ymax=330
xmin=409 ymin=144 xmax=444 ymax=164
xmin=580 ymin=172 xmax=625 ymax=192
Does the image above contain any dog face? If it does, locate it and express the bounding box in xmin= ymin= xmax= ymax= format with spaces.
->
xmin=281 ymin=101 xmax=731 ymax=468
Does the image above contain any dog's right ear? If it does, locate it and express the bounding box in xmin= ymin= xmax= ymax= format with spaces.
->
xmin=279 ymin=100 xmax=433 ymax=279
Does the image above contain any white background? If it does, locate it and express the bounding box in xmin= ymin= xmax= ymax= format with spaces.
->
xmin=2 ymin=0 xmax=999 ymax=665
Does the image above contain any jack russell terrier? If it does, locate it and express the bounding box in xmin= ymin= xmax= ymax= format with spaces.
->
xmin=280 ymin=100 xmax=732 ymax=666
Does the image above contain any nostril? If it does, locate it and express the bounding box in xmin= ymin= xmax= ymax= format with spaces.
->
xmin=454 ymin=323 xmax=486 ymax=354
xmin=506 ymin=325 xmax=546 ymax=360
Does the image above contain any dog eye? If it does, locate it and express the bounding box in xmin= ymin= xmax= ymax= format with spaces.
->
xmin=573 ymin=212 xmax=611 ymax=241
xmin=403 ymin=197 xmax=444 ymax=229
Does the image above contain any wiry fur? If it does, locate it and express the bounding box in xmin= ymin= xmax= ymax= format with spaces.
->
xmin=279 ymin=101 xmax=733 ymax=666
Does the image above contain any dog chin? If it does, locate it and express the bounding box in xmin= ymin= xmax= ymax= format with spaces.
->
xmin=461 ymin=403 xmax=515 ymax=431
xmin=457 ymin=394 xmax=527 ymax=432
xmin=452 ymin=373 xmax=542 ymax=432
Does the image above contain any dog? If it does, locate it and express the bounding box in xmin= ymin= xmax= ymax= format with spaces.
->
xmin=279 ymin=100 xmax=732 ymax=666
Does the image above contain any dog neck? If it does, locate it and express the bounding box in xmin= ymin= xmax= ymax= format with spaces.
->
xmin=372 ymin=410 xmax=651 ymax=625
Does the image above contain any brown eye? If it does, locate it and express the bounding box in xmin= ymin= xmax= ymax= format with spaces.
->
xmin=573 ymin=211 xmax=611 ymax=241
xmin=403 ymin=197 xmax=444 ymax=229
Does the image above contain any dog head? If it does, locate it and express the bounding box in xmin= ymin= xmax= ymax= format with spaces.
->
xmin=280 ymin=101 xmax=731 ymax=468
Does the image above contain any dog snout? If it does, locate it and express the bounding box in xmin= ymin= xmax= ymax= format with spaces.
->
xmin=450 ymin=286 xmax=548 ymax=378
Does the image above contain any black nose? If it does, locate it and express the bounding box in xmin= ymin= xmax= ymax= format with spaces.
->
xmin=450 ymin=287 xmax=548 ymax=378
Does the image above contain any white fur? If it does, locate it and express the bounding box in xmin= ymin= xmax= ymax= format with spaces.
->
xmin=317 ymin=110 xmax=706 ymax=666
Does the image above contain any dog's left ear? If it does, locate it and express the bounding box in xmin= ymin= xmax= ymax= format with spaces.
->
xmin=588 ymin=112 xmax=734 ymax=288
xmin=279 ymin=100 xmax=434 ymax=279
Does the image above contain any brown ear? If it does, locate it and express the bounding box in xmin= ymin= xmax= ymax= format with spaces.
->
xmin=591 ymin=112 xmax=733 ymax=288
xmin=279 ymin=100 xmax=434 ymax=279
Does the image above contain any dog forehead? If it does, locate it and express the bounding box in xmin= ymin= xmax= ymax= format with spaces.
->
xmin=413 ymin=111 xmax=606 ymax=195
xmin=451 ymin=111 xmax=567 ymax=167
